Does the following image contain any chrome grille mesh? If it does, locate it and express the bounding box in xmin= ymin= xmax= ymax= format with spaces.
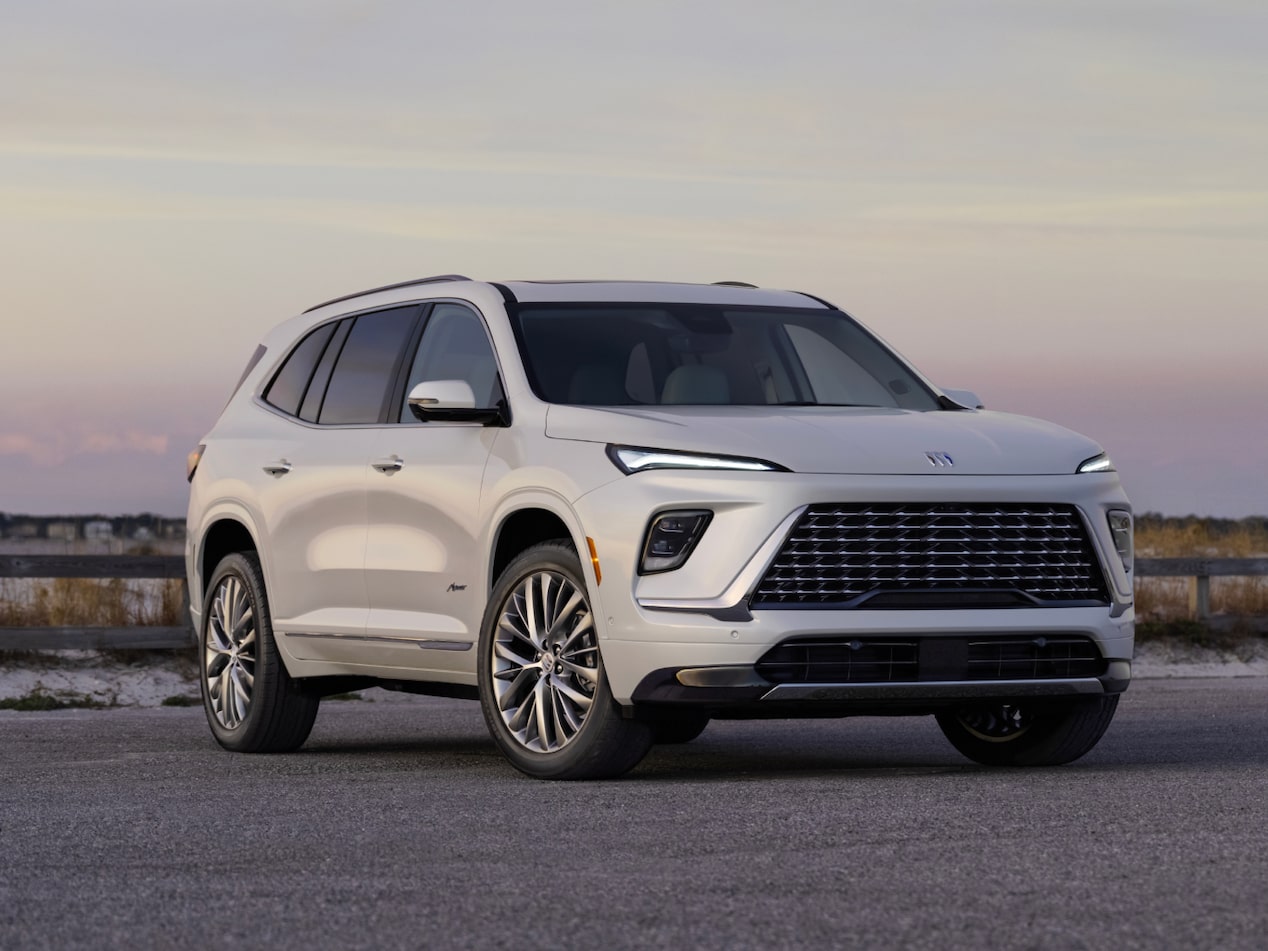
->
xmin=752 ymin=503 xmax=1108 ymax=607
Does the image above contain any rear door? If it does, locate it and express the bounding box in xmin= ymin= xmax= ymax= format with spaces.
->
xmin=259 ymin=305 xmax=421 ymax=658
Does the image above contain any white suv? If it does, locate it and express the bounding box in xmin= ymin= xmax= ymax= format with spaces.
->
xmin=186 ymin=275 xmax=1134 ymax=779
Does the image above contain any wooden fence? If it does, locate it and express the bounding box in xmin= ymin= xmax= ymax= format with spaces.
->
xmin=0 ymin=554 xmax=191 ymax=650
xmin=1 ymin=554 xmax=1266 ymax=650
xmin=1134 ymin=557 xmax=1268 ymax=624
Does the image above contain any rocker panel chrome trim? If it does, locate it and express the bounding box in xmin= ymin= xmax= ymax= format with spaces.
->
xmin=283 ymin=632 xmax=472 ymax=651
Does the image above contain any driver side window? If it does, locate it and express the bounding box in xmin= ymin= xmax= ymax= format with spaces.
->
xmin=399 ymin=303 xmax=503 ymax=420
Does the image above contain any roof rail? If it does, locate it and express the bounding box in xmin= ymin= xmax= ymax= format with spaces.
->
xmin=712 ymin=281 xmax=758 ymax=288
xmin=794 ymin=290 xmax=839 ymax=309
xmin=303 ymin=274 xmax=473 ymax=314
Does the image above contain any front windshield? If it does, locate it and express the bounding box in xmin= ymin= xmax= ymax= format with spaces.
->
xmin=509 ymin=303 xmax=939 ymax=410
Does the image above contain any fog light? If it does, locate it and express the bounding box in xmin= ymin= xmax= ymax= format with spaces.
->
xmin=1108 ymin=509 xmax=1133 ymax=573
xmin=639 ymin=510 xmax=712 ymax=574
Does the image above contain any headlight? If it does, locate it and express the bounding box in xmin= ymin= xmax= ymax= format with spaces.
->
xmin=1077 ymin=453 xmax=1115 ymax=474
xmin=640 ymin=510 xmax=712 ymax=574
xmin=607 ymin=445 xmax=787 ymax=474
xmin=1107 ymin=509 xmax=1133 ymax=573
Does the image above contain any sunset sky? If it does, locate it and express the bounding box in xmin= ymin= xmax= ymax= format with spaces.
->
xmin=2 ymin=0 xmax=1265 ymax=518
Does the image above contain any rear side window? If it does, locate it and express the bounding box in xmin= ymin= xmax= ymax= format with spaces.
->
xmin=319 ymin=307 xmax=419 ymax=424
xmin=298 ymin=319 xmax=352 ymax=423
xmin=263 ymin=323 xmax=338 ymax=416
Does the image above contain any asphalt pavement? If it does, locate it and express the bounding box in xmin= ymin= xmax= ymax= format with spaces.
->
xmin=2 ymin=678 xmax=1266 ymax=950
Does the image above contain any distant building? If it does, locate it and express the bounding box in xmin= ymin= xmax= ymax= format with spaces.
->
xmin=46 ymin=521 xmax=78 ymax=542
xmin=84 ymin=520 xmax=115 ymax=541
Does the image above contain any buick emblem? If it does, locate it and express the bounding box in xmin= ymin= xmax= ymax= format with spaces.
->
xmin=925 ymin=451 xmax=955 ymax=467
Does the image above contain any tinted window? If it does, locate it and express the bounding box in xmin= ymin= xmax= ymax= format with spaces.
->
xmin=264 ymin=323 xmax=337 ymax=416
xmin=399 ymin=304 xmax=502 ymax=420
xmin=319 ymin=307 xmax=418 ymax=424
xmin=299 ymin=319 xmax=352 ymax=423
xmin=510 ymin=304 xmax=938 ymax=410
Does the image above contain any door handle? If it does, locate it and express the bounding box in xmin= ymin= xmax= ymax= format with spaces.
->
xmin=372 ymin=455 xmax=404 ymax=474
xmin=262 ymin=459 xmax=292 ymax=476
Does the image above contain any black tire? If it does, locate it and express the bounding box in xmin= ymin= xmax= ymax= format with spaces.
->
xmin=647 ymin=710 xmax=710 ymax=745
xmin=936 ymin=694 xmax=1120 ymax=767
xmin=477 ymin=541 xmax=653 ymax=780
xmin=200 ymin=552 xmax=319 ymax=753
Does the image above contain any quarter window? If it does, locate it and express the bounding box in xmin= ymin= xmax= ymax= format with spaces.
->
xmin=263 ymin=323 xmax=337 ymax=417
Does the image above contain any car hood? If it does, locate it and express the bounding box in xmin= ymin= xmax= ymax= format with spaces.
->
xmin=544 ymin=405 xmax=1103 ymax=476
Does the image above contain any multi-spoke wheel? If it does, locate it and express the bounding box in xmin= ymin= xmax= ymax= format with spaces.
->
xmin=491 ymin=568 xmax=599 ymax=752
xmin=205 ymin=573 xmax=256 ymax=729
xmin=478 ymin=542 xmax=652 ymax=780
xmin=199 ymin=552 xmax=318 ymax=753
xmin=936 ymin=695 xmax=1120 ymax=767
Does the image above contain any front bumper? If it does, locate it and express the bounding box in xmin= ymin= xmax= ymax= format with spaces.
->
xmin=629 ymin=659 xmax=1131 ymax=719
xmin=572 ymin=469 xmax=1134 ymax=706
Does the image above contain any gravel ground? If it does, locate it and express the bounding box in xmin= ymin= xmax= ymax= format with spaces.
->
xmin=2 ymin=639 xmax=1266 ymax=707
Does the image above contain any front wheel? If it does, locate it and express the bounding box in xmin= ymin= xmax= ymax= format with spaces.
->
xmin=936 ymin=695 xmax=1120 ymax=766
xmin=200 ymin=552 xmax=319 ymax=753
xmin=477 ymin=542 xmax=652 ymax=780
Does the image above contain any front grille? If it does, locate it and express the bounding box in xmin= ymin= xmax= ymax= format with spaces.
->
xmin=756 ymin=635 xmax=1105 ymax=685
xmin=752 ymin=503 xmax=1108 ymax=608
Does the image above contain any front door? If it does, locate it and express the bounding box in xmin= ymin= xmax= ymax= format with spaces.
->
xmin=363 ymin=302 xmax=504 ymax=673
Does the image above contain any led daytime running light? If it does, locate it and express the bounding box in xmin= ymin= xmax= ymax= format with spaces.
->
xmin=1077 ymin=453 xmax=1115 ymax=474
xmin=608 ymin=445 xmax=784 ymax=474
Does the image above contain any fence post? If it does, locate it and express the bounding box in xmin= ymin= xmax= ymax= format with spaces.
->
xmin=1188 ymin=574 xmax=1211 ymax=621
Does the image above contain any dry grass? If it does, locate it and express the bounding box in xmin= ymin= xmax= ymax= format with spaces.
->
xmin=1135 ymin=516 xmax=1268 ymax=621
xmin=1134 ymin=516 xmax=1268 ymax=558
xmin=0 ymin=577 xmax=186 ymax=628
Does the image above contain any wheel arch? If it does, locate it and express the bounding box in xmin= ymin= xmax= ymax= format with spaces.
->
xmin=196 ymin=515 xmax=261 ymax=608
xmin=488 ymin=505 xmax=585 ymax=592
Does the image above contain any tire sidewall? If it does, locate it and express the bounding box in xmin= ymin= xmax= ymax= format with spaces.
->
xmin=200 ymin=552 xmax=275 ymax=751
xmin=936 ymin=695 xmax=1119 ymax=767
xmin=477 ymin=543 xmax=626 ymax=778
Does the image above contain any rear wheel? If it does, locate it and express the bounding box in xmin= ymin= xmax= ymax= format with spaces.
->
xmin=200 ymin=552 xmax=319 ymax=753
xmin=936 ymin=695 xmax=1119 ymax=766
xmin=478 ymin=542 xmax=652 ymax=780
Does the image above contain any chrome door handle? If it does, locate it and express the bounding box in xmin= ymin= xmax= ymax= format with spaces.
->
xmin=372 ymin=455 xmax=404 ymax=473
xmin=262 ymin=459 xmax=292 ymax=476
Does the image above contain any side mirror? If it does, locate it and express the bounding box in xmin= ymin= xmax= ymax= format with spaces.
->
xmin=407 ymin=381 xmax=506 ymax=425
xmin=941 ymin=388 xmax=984 ymax=410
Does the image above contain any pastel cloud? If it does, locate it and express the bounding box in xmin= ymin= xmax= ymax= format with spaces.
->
xmin=0 ymin=430 xmax=169 ymax=466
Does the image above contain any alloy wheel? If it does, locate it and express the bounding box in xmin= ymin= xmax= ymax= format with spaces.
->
xmin=204 ymin=575 xmax=257 ymax=730
xmin=490 ymin=570 xmax=599 ymax=753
